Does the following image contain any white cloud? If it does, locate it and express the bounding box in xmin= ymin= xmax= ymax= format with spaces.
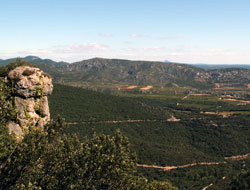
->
xmin=1 ymin=43 xmax=250 ymax=64
xmin=123 ymin=41 xmax=133 ymax=44
xmin=17 ymin=49 xmax=52 ymax=55
xmin=129 ymin=34 xmax=138 ymax=38
xmin=158 ymin=36 xmax=179 ymax=40
xmin=116 ymin=45 xmax=250 ymax=64
xmin=129 ymin=34 xmax=179 ymax=40
xmin=0 ymin=43 xmax=112 ymax=62
xmin=53 ymin=43 xmax=110 ymax=54
xmin=129 ymin=34 xmax=151 ymax=38
xmin=98 ymin=33 xmax=113 ymax=37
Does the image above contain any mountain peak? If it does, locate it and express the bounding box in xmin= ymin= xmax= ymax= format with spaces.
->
xmin=90 ymin=57 xmax=108 ymax=61
xmin=24 ymin=55 xmax=41 ymax=61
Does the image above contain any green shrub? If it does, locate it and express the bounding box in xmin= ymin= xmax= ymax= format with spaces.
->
xmin=0 ymin=58 xmax=34 ymax=77
xmin=0 ymin=117 xmax=177 ymax=190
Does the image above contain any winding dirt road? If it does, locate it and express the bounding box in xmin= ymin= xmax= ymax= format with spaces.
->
xmin=65 ymin=118 xmax=181 ymax=125
xmin=137 ymin=153 xmax=250 ymax=172
xmin=137 ymin=161 xmax=225 ymax=171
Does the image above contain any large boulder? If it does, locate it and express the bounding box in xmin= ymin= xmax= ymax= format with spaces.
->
xmin=6 ymin=66 xmax=53 ymax=139
xmin=8 ymin=66 xmax=53 ymax=98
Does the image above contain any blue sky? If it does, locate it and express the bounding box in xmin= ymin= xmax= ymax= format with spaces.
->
xmin=0 ymin=0 xmax=250 ymax=64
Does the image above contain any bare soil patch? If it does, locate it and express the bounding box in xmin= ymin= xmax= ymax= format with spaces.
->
xmin=203 ymin=111 xmax=233 ymax=118
xmin=167 ymin=115 xmax=180 ymax=122
xmin=140 ymin=86 xmax=153 ymax=91
xmin=126 ymin=85 xmax=137 ymax=90
xmin=223 ymin=98 xmax=250 ymax=104
xmin=215 ymin=83 xmax=220 ymax=88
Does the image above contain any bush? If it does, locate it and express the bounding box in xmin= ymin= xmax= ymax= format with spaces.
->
xmin=0 ymin=118 xmax=176 ymax=190
xmin=231 ymin=171 xmax=250 ymax=190
xmin=0 ymin=58 xmax=34 ymax=77
xmin=0 ymin=78 xmax=16 ymax=163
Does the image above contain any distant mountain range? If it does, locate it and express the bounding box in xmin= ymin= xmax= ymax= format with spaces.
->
xmin=164 ymin=60 xmax=250 ymax=70
xmin=191 ymin=63 xmax=250 ymax=70
xmin=1 ymin=56 xmax=250 ymax=89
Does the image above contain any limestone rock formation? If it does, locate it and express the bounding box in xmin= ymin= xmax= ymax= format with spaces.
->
xmin=7 ymin=66 xmax=53 ymax=139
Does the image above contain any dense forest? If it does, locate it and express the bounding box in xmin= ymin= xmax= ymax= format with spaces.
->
xmin=48 ymin=84 xmax=250 ymax=189
xmin=1 ymin=60 xmax=250 ymax=189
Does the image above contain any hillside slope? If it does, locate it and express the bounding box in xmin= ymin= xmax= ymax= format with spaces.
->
xmin=49 ymin=84 xmax=250 ymax=165
xmin=1 ymin=56 xmax=250 ymax=89
xmin=49 ymin=84 xmax=250 ymax=189
xmin=49 ymin=84 xmax=170 ymax=122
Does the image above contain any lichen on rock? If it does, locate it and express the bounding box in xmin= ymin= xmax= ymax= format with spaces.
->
xmin=8 ymin=66 xmax=53 ymax=98
xmin=6 ymin=66 xmax=53 ymax=138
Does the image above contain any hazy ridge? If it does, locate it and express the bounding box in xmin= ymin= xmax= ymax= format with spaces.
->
xmin=1 ymin=56 xmax=250 ymax=89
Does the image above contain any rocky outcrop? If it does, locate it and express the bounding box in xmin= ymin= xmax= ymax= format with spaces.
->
xmin=7 ymin=66 xmax=53 ymax=139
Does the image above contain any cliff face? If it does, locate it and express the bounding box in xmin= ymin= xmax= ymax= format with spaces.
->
xmin=6 ymin=66 xmax=53 ymax=139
